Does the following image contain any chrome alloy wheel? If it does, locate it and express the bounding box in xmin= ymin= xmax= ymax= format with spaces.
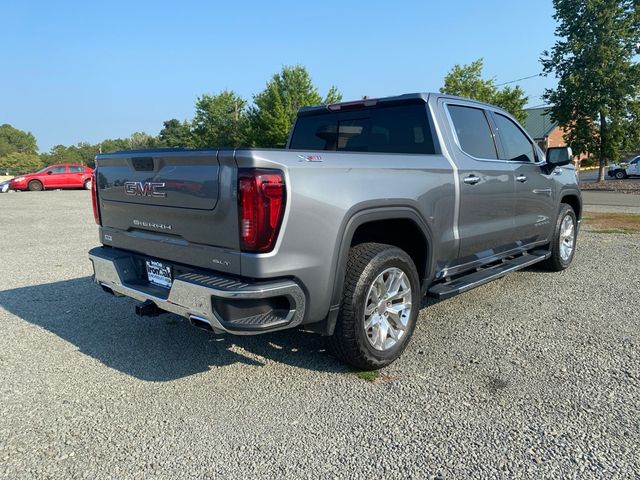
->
xmin=559 ymin=214 xmax=575 ymax=261
xmin=363 ymin=267 xmax=412 ymax=351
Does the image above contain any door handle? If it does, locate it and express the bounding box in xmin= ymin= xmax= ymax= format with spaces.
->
xmin=463 ymin=175 xmax=481 ymax=185
xmin=516 ymin=175 xmax=528 ymax=183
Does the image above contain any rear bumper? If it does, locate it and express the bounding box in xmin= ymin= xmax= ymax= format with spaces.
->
xmin=88 ymin=246 xmax=306 ymax=335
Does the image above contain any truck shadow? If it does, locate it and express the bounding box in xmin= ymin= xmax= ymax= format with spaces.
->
xmin=0 ymin=277 xmax=348 ymax=381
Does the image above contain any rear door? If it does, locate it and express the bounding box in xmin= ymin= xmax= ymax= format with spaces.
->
xmin=443 ymin=102 xmax=517 ymax=261
xmin=490 ymin=112 xmax=556 ymax=245
xmin=68 ymin=165 xmax=86 ymax=187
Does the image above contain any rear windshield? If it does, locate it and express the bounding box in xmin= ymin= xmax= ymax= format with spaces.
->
xmin=289 ymin=103 xmax=435 ymax=154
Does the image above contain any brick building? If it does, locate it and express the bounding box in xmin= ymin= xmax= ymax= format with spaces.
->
xmin=523 ymin=107 xmax=566 ymax=151
xmin=523 ymin=107 xmax=588 ymax=165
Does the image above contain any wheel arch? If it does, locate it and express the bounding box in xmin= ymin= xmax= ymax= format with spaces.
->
xmin=324 ymin=206 xmax=434 ymax=335
xmin=560 ymin=191 xmax=582 ymax=220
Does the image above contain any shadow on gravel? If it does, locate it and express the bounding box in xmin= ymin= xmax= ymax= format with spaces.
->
xmin=0 ymin=277 xmax=348 ymax=381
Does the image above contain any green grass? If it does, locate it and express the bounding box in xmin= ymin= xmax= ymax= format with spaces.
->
xmin=583 ymin=212 xmax=640 ymax=234
xmin=591 ymin=228 xmax=638 ymax=234
xmin=354 ymin=370 xmax=381 ymax=382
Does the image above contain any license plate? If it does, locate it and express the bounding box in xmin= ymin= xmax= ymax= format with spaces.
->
xmin=145 ymin=260 xmax=172 ymax=288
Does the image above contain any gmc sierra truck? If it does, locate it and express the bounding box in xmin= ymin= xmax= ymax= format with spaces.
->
xmin=89 ymin=93 xmax=581 ymax=370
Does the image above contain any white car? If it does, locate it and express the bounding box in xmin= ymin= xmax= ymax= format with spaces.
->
xmin=0 ymin=179 xmax=12 ymax=193
xmin=608 ymin=156 xmax=640 ymax=179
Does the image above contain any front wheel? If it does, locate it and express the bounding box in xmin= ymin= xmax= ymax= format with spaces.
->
xmin=615 ymin=170 xmax=627 ymax=180
xmin=28 ymin=180 xmax=43 ymax=192
xmin=543 ymin=204 xmax=577 ymax=271
xmin=328 ymin=243 xmax=420 ymax=370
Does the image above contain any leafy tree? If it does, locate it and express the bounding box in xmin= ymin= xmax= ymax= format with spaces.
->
xmin=541 ymin=0 xmax=640 ymax=181
xmin=192 ymin=91 xmax=248 ymax=148
xmin=40 ymin=142 xmax=100 ymax=168
xmin=0 ymin=152 xmax=44 ymax=175
xmin=249 ymin=65 xmax=342 ymax=148
xmin=128 ymin=131 xmax=158 ymax=149
xmin=159 ymin=119 xmax=194 ymax=148
xmin=74 ymin=142 xmax=100 ymax=167
xmin=440 ymin=59 xmax=529 ymax=123
xmin=41 ymin=145 xmax=83 ymax=166
xmin=98 ymin=138 xmax=130 ymax=154
xmin=0 ymin=124 xmax=38 ymax=156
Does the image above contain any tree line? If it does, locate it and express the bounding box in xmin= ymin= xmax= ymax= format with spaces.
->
xmin=3 ymin=0 xmax=639 ymax=183
xmin=0 ymin=62 xmax=528 ymax=175
xmin=0 ymin=65 xmax=343 ymax=175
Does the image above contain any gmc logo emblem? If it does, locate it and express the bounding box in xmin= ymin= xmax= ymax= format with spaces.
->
xmin=124 ymin=181 xmax=166 ymax=198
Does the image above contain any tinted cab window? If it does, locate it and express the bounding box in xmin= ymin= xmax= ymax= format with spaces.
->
xmin=290 ymin=103 xmax=435 ymax=154
xmin=447 ymin=105 xmax=498 ymax=159
xmin=493 ymin=113 xmax=536 ymax=162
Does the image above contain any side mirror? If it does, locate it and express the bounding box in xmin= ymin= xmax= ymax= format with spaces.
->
xmin=546 ymin=147 xmax=572 ymax=166
xmin=47 ymin=170 xmax=53 ymax=175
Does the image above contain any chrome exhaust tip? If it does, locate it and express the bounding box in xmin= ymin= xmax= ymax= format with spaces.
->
xmin=189 ymin=315 xmax=214 ymax=332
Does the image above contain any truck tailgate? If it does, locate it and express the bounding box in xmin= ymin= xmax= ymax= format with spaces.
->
xmin=95 ymin=150 xmax=240 ymax=270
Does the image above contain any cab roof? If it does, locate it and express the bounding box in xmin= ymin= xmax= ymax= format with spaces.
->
xmin=298 ymin=93 xmax=507 ymax=116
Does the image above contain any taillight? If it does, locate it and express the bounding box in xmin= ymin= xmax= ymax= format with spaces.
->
xmin=238 ymin=169 xmax=286 ymax=253
xmin=91 ymin=173 xmax=101 ymax=225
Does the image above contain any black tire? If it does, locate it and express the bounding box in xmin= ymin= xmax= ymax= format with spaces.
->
xmin=615 ymin=170 xmax=627 ymax=180
xmin=328 ymin=242 xmax=420 ymax=370
xmin=83 ymin=179 xmax=92 ymax=190
xmin=28 ymin=180 xmax=43 ymax=192
xmin=542 ymin=204 xmax=577 ymax=272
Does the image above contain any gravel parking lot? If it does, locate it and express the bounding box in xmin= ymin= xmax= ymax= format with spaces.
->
xmin=1 ymin=191 xmax=638 ymax=479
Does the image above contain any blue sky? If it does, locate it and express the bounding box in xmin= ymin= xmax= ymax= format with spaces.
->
xmin=1 ymin=0 xmax=559 ymax=152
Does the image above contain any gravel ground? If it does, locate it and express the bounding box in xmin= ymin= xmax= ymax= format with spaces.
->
xmin=1 ymin=191 xmax=639 ymax=479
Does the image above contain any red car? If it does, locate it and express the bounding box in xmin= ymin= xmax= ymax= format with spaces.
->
xmin=9 ymin=164 xmax=94 ymax=191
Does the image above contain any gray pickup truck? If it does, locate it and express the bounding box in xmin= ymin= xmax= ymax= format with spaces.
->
xmin=89 ymin=93 xmax=581 ymax=370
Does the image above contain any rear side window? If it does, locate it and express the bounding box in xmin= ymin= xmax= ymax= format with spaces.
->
xmin=493 ymin=113 xmax=536 ymax=162
xmin=69 ymin=166 xmax=84 ymax=173
xmin=289 ymin=103 xmax=435 ymax=154
xmin=447 ymin=105 xmax=497 ymax=159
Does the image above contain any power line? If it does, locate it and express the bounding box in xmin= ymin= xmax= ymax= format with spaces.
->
xmin=496 ymin=73 xmax=541 ymax=87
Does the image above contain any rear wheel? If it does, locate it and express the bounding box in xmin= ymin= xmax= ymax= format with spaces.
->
xmin=615 ymin=170 xmax=627 ymax=179
xmin=28 ymin=180 xmax=43 ymax=192
xmin=328 ymin=243 xmax=420 ymax=370
xmin=84 ymin=179 xmax=92 ymax=190
xmin=543 ymin=204 xmax=577 ymax=271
